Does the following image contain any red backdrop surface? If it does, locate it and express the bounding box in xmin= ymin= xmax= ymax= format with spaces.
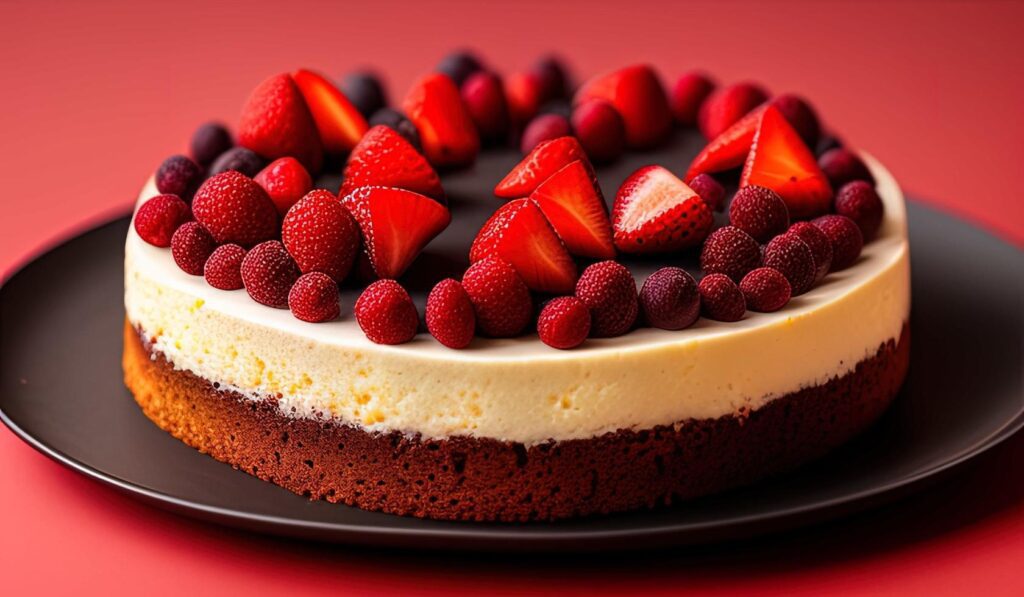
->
xmin=1 ymin=0 xmax=1022 ymax=594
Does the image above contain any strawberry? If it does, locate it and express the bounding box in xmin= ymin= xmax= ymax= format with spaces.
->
xmin=529 ymin=160 xmax=615 ymax=259
xmin=342 ymin=186 xmax=451 ymax=279
xmin=237 ymin=73 xmax=323 ymax=173
xmin=462 ymin=257 xmax=533 ymax=338
xmin=254 ymin=157 xmax=313 ymax=216
xmin=281 ymin=189 xmax=360 ymax=282
xmin=340 ymin=125 xmax=444 ymax=202
xmin=571 ymin=98 xmax=626 ymax=163
xmin=461 ymin=71 xmax=509 ymax=144
xmin=504 ymin=71 xmax=545 ymax=129
xmin=191 ymin=171 xmax=278 ymax=247
xmin=292 ymin=68 xmax=369 ymax=155
xmin=402 ymin=73 xmax=479 ymax=168
xmin=288 ymin=272 xmax=340 ymax=323
xmin=741 ymin=106 xmax=833 ymax=219
xmin=494 ymin=136 xmax=586 ymax=199
xmin=204 ymin=244 xmax=246 ymax=290
xmin=520 ymin=114 xmax=571 ymax=154
xmin=670 ymin=71 xmax=716 ymax=127
xmin=574 ymin=64 xmax=672 ymax=148
xmin=355 ymin=279 xmax=419 ymax=345
xmin=698 ymin=82 xmax=769 ymax=140
xmin=611 ymin=165 xmax=713 ymax=254
xmin=425 ymin=278 xmax=476 ymax=349
xmin=537 ymin=296 xmax=591 ymax=349
xmin=469 ymin=198 xmax=577 ymax=294
xmin=684 ymin=105 xmax=766 ymax=182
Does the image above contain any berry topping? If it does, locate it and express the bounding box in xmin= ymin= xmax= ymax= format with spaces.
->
xmin=741 ymin=106 xmax=832 ymax=219
xmin=818 ymin=148 xmax=875 ymax=188
xmin=639 ymin=267 xmax=700 ymax=331
xmin=763 ymin=233 xmax=816 ymax=295
xmin=436 ymin=50 xmax=484 ymax=87
xmin=770 ymin=94 xmax=820 ymax=148
xmin=208 ymin=147 xmax=266 ymax=178
xmin=288 ymin=272 xmax=340 ymax=323
xmin=340 ymin=125 xmax=444 ymax=201
xmin=570 ymin=99 xmax=626 ymax=163
xmin=292 ymin=68 xmax=369 ymax=155
xmin=203 ymin=244 xmax=247 ymax=290
xmin=340 ymin=71 xmax=388 ymax=120
xmin=368 ymin=108 xmax=422 ymax=151
xmin=530 ymin=159 xmax=615 ymax=259
xmin=425 ymin=278 xmax=476 ymax=349
xmin=156 ymin=155 xmax=202 ymax=200
xmin=190 ymin=122 xmax=233 ymax=167
xmin=520 ymin=113 xmax=571 ymax=154
xmin=538 ymin=296 xmax=591 ymax=349
xmin=342 ymin=186 xmax=451 ymax=279
xmin=700 ymin=225 xmax=762 ymax=282
xmin=688 ymin=173 xmax=726 ymax=212
xmin=815 ymin=134 xmax=844 ymax=157
xmin=532 ymin=55 xmax=571 ymax=101
xmin=670 ymin=71 xmax=716 ymax=127
xmin=461 ymin=71 xmax=510 ymax=145
xmin=684 ymin=105 xmax=765 ymax=182
xmin=470 ymin=198 xmax=577 ymax=293
xmin=494 ymin=136 xmax=586 ymax=199
xmin=462 ymin=257 xmax=533 ymax=338
xmin=834 ymin=180 xmax=884 ymax=241
xmin=812 ymin=214 xmax=864 ymax=271
xmin=698 ymin=82 xmax=768 ymax=140
xmin=191 ymin=170 xmax=278 ymax=247
xmin=612 ymin=165 xmax=713 ymax=254
xmin=281 ymin=189 xmax=360 ymax=282
xmin=170 ymin=222 xmax=215 ymax=275
xmin=787 ymin=221 xmax=833 ymax=281
xmin=254 ymin=157 xmax=313 ymax=216
xmin=240 ymin=240 xmax=301 ymax=308
xmin=504 ymin=71 xmax=546 ymax=129
xmin=402 ymin=73 xmax=479 ymax=168
xmin=237 ymin=73 xmax=323 ymax=173
xmin=575 ymin=64 xmax=672 ymax=148
xmin=728 ymin=185 xmax=790 ymax=242
xmin=698 ymin=273 xmax=746 ymax=322
xmin=740 ymin=267 xmax=791 ymax=312
xmin=355 ymin=279 xmax=419 ymax=345
xmin=575 ymin=260 xmax=638 ymax=338
xmin=134 ymin=194 xmax=191 ymax=247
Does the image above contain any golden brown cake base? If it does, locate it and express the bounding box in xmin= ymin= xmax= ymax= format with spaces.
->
xmin=122 ymin=319 xmax=910 ymax=522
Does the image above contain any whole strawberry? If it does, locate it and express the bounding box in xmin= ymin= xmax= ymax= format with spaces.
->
xmin=520 ymin=114 xmax=571 ymax=154
xmin=254 ymin=157 xmax=313 ymax=216
xmin=426 ymin=278 xmax=476 ymax=349
xmin=238 ymin=73 xmax=323 ymax=173
xmin=288 ymin=272 xmax=340 ymax=323
xmin=461 ymin=71 xmax=509 ymax=145
xmin=537 ymin=296 xmax=591 ymax=349
xmin=740 ymin=267 xmax=791 ymax=312
xmin=571 ymin=99 xmax=626 ymax=163
xmin=134 ymin=194 xmax=191 ymax=247
xmin=192 ymin=171 xmax=279 ymax=247
xmin=834 ymin=181 xmax=884 ymax=241
xmin=575 ymin=261 xmax=638 ymax=337
xmin=698 ymin=273 xmax=746 ymax=322
xmin=240 ymin=240 xmax=300 ymax=308
xmin=204 ymin=244 xmax=247 ymax=290
xmin=763 ymin=233 xmax=816 ymax=295
xmin=462 ymin=257 xmax=533 ymax=338
xmin=355 ymin=279 xmax=419 ymax=345
xmin=728 ymin=185 xmax=789 ymax=243
xmin=670 ymin=71 xmax=716 ymax=127
xmin=639 ymin=267 xmax=700 ymax=331
xmin=171 ymin=222 xmax=215 ymax=275
xmin=281 ymin=189 xmax=360 ymax=282
xmin=700 ymin=225 xmax=762 ymax=282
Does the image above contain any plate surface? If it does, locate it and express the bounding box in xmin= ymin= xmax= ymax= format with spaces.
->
xmin=1 ymin=203 xmax=1021 ymax=551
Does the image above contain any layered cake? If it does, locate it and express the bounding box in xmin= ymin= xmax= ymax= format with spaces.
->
xmin=123 ymin=54 xmax=910 ymax=521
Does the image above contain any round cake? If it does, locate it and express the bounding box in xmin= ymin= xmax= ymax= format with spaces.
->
xmin=123 ymin=56 xmax=910 ymax=521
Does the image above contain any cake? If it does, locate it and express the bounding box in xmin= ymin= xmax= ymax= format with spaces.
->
xmin=122 ymin=54 xmax=910 ymax=522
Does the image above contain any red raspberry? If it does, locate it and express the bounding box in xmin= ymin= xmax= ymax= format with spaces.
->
xmin=698 ymin=82 xmax=769 ymax=140
xmin=575 ymin=260 xmax=638 ymax=337
xmin=818 ymin=148 xmax=875 ymax=189
xmin=170 ymin=221 xmax=215 ymax=275
xmin=281 ymin=189 xmax=360 ymax=282
xmin=700 ymin=226 xmax=762 ymax=282
xmin=571 ymin=99 xmax=626 ymax=163
xmin=787 ymin=221 xmax=833 ymax=281
xmin=240 ymin=240 xmax=300 ymax=308
xmin=740 ymin=267 xmax=792 ymax=312
xmin=355 ymin=279 xmax=419 ymax=345
xmin=191 ymin=170 xmax=279 ymax=247
xmin=520 ymin=113 xmax=571 ymax=154
xmin=763 ymin=233 xmax=816 ymax=295
xmin=670 ymin=71 xmax=716 ymax=127
xmin=698 ymin=273 xmax=746 ymax=322
xmin=203 ymin=244 xmax=246 ymax=290
xmin=461 ymin=71 xmax=509 ymax=144
xmin=729 ymin=185 xmax=790 ymax=242
xmin=813 ymin=214 xmax=864 ymax=271
xmin=688 ymin=173 xmax=726 ymax=212
xmin=288 ymin=272 xmax=340 ymax=323
xmin=462 ymin=257 xmax=533 ymax=338
xmin=134 ymin=194 xmax=191 ymax=247
xmin=835 ymin=181 xmax=884 ymax=241
xmin=639 ymin=267 xmax=700 ymax=330
xmin=425 ymin=278 xmax=476 ymax=349
xmin=770 ymin=94 xmax=820 ymax=147
xmin=537 ymin=296 xmax=591 ymax=349
xmin=254 ymin=157 xmax=313 ymax=216
xmin=155 ymin=155 xmax=202 ymax=200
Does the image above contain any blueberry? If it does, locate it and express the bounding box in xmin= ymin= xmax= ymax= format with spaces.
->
xmin=156 ymin=155 xmax=202 ymax=200
xmin=208 ymin=147 xmax=265 ymax=178
xmin=369 ymin=108 xmax=422 ymax=152
xmin=190 ymin=122 xmax=233 ymax=167
xmin=436 ymin=50 xmax=483 ymax=86
xmin=340 ymin=71 xmax=387 ymax=119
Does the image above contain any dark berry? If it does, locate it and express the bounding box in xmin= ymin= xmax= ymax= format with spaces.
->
xmin=537 ymin=296 xmax=591 ymax=349
xmin=288 ymin=272 xmax=340 ymax=323
xmin=689 ymin=173 xmax=726 ymax=212
xmin=698 ymin=274 xmax=746 ymax=322
xmin=209 ymin=146 xmax=266 ymax=177
xmin=436 ymin=50 xmax=484 ymax=86
xmin=639 ymin=267 xmax=700 ymax=330
xmin=812 ymin=214 xmax=864 ymax=271
xmin=835 ymin=180 xmax=884 ymax=241
xmin=156 ymin=155 xmax=203 ymax=200
xmin=700 ymin=225 xmax=762 ymax=282
xmin=729 ymin=185 xmax=790 ymax=242
xmin=340 ymin=71 xmax=388 ymax=119
xmin=204 ymin=244 xmax=246 ymax=290
xmin=368 ymin=108 xmax=422 ymax=152
xmin=818 ymin=148 xmax=875 ymax=188
xmin=815 ymin=133 xmax=844 ymax=157
xmin=787 ymin=221 xmax=833 ymax=281
xmin=575 ymin=261 xmax=638 ymax=338
xmin=520 ymin=113 xmax=571 ymax=154
xmin=763 ymin=234 xmax=816 ymax=295
xmin=532 ymin=55 xmax=571 ymax=101
xmin=571 ymin=99 xmax=625 ymax=163
xmin=170 ymin=221 xmax=215 ymax=275
xmin=190 ymin=122 xmax=233 ymax=167
xmin=771 ymin=94 xmax=820 ymax=147
xmin=740 ymin=267 xmax=791 ymax=312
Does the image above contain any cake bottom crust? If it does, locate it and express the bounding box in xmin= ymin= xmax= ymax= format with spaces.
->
xmin=122 ymin=320 xmax=910 ymax=522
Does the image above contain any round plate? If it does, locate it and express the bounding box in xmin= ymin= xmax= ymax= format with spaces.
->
xmin=1 ymin=203 xmax=1021 ymax=551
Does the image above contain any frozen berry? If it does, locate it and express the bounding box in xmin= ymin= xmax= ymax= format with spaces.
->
xmin=787 ymin=221 xmax=833 ymax=281
xmin=436 ymin=50 xmax=484 ymax=86
xmin=190 ymin=122 xmax=233 ymax=167
xmin=425 ymin=278 xmax=476 ymax=349
xmin=520 ymin=113 xmax=571 ymax=154
xmin=763 ymin=233 xmax=816 ymax=295
xmin=254 ymin=157 xmax=313 ymax=216
xmin=729 ymin=185 xmax=789 ymax=242
xmin=770 ymin=94 xmax=820 ymax=147
xmin=208 ymin=146 xmax=266 ymax=177
xmin=688 ymin=173 xmax=726 ymax=212
xmin=532 ymin=55 xmax=571 ymax=101
xmin=699 ymin=274 xmax=746 ymax=322
xmin=812 ymin=214 xmax=864 ymax=271
xmin=698 ymin=82 xmax=769 ymax=140
xmin=340 ymin=71 xmax=387 ymax=119
xmin=670 ymin=71 xmax=716 ymax=126
xmin=461 ymin=71 xmax=509 ymax=144
xmin=538 ymin=296 xmax=591 ymax=349
xmin=835 ymin=181 xmax=884 ymax=241
xmin=281 ymin=189 xmax=359 ymax=282
xmin=170 ymin=222 xmax=215 ymax=275
xmin=571 ymin=99 xmax=625 ymax=163
xmin=575 ymin=260 xmax=638 ymax=338
xmin=192 ymin=170 xmax=278 ymax=247
xmin=288 ymin=272 xmax=340 ymax=323
xmin=156 ymin=155 xmax=202 ymax=200
xmin=203 ymin=243 xmax=246 ymax=290
xmin=740 ymin=267 xmax=791 ymax=312
xmin=368 ymin=108 xmax=421 ymax=151
xmin=462 ymin=257 xmax=533 ymax=338
xmin=818 ymin=148 xmax=875 ymax=188
xmin=640 ymin=267 xmax=700 ymax=330
xmin=240 ymin=240 xmax=300 ymax=308
xmin=355 ymin=279 xmax=419 ymax=344
xmin=700 ymin=226 xmax=762 ymax=282
xmin=134 ymin=194 xmax=191 ymax=247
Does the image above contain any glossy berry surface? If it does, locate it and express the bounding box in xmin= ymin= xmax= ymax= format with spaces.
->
xmin=740 ymin=267 xmax=792 ymax=312
xmin=639 ymin=267 xmax=700 ymax=331
xmin=203 ymin=244 xmax=247 ymax=290
xmin=700 ymin=225 xmax=762 ymax=282
xmin=288 ymin=272 xmax=340 ymax=323
xmin=729 ymin=185 xmax=790 ymax=242
xmin=355 ymin=279 xmax=419 ymax=345
xmin=190 ymin=122 xmax=233 ymax=167
xmin=698 ymin=273 xmax=746 ymax=322
xmin=425 ymin=278 xmax=476 ymax=349
xmin=575 ymin=260 xmax=638 ymax=337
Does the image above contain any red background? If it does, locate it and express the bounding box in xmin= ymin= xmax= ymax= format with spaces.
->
xmin=1 ymin=0 xmax=1022 ymax=594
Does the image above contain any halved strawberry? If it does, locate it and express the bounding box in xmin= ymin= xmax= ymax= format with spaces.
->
xmin=340 ymin=125 xmax=444 ymax=202
xmin=529 ymin=160 xmax=615 ymax=259
xmin=402 ymin=73 xmax=479 ymax=168
xmin=238 ymin=73 xmax=323 ymax=174
xmin=684 ymin=104 xmax=766 ymax=182
xmin=292 ymin=69 xmax=369 ymax=155
xmin=342 ymin=186 xmax=451 ymax=279
xmin=741 ymin=106 xmax=832 ymax=219
xmin=494 ymin=136 xmax=585 ymax=199
xmin=470 ymin=199 xmax=577 ymax=294
xmin=574 ymin=64 xmax=672 ymax=149
xmin=612 ymin=165 xmax=713 ymax=254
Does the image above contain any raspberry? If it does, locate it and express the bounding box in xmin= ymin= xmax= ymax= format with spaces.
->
xmin=763 ymin=233 xmax=816 ymax=295
xmin=425 ymin=278 xmax=476 ymax=349
xmin=155 ymin=155 xmax=202 ymax=200
xmin=537 ymin=296 xmax=591 ymax=349
xmin=700 ymin=225 xmax=762 ymax=282
xmin=192 ymin=170 xmax=279 ymax=247
xmin=281 ymin=189 xmax=360 ymax=282
xmin=133 ymin=194 xmax=191 ymax=247
xmin=355 ymin=279 xmax=419 ymax=345
xmin=340 ymin=71 xmax=387 ymax=119
xmin=698 ymin=274 xmax=746 ymax=322
xmin=368 ymin=108 xmax=421 ymax=151
xmin=170 ymin=222 xmax=215 ymax=275
xmin=639 ymin=267 xmax=700 ymax=330
xmin=462 ymin=257 xmax=533 ymax=338
xmin=787 ymin=221 xmax=833 ymax=281
xmin=461 ymin=71 xmax=510 ymax=145
xmin=240 ymin=240 xmax=300 ymax=308
xmin=835 ymin=180 xmax=884 ymax=241
xmin=288 ymin=272 xmax=340 ymax=323
xmin=688 ymin=173 xmax=726 ymax=212
xmin=670 ymin=71 xmax=716 ymax=127
xmin=436 ymin=50 xmax=484 ymax=87
xmin=729 ymin=185 xmax=790 ymax=242
xmin=190 ymin=122 xmax=233 ymax=167
xmin=254 ymin=157 xmax=313 ymax=216
xmin=818 ymin=148 xmax=875 ymax=189
xmin=570 ymin=99 xmax=625 ymax=163
xmin=740 ymin=267 xmax=792 ymax=312
xmin=203 ymin=244 xmax=246 ymax=290
xmin=813 ymin=214 xmax=864 ymax=271
xmin=520 ymin=113 xmax=571 ymax=154
xmin=575 ymin=260 xmax=638 ymax=338
xmin=770 ymin=94 xmax=820 ymax=147
xmin=209 ymin=146 xmax=266 ymax=177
